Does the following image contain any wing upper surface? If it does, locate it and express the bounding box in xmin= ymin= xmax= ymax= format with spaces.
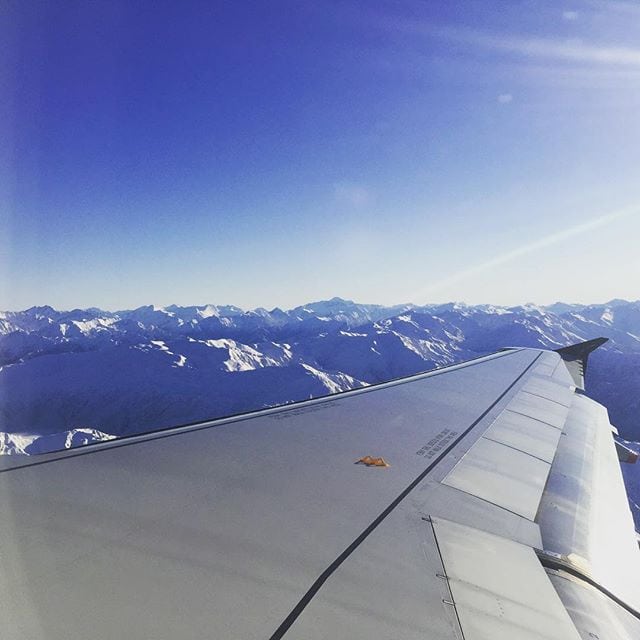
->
xmin=0 ymin=345 xmax=638 ymax=639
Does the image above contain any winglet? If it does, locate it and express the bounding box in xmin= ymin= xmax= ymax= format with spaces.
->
xmin=615 ymin=440 xmax=639 ymax=464
xmin=555 ymin=337 xmax=608 ymax=389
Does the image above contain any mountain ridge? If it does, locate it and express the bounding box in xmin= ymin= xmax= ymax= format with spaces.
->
xmin=2 ymin=297 xmax=639 ymax=437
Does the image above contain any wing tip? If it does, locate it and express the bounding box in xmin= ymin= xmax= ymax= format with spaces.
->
xmin=554 ymin=337 xmax=608 ymax=389
xmin=555 ymin=337 xmax=608 ymax=360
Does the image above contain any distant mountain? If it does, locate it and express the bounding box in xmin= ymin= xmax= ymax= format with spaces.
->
xmin=0 ymin=428 xmax=115 ymax=455
xmin=1 ymin=297 xmax=639 ymax=442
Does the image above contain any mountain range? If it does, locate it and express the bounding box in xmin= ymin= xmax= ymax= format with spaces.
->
xmin=1 ymin=297 xmax=639 ymax=526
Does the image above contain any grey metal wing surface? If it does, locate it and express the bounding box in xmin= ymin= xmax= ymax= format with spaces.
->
xmin=0 ymin=343 xmax=639 ymax=639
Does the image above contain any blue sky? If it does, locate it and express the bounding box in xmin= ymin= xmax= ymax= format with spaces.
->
xmin=2 ymin=0 xmax=640 ymax=311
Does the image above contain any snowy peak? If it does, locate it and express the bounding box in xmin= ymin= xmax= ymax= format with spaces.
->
xmin=0 ymin=428 xmax=115 ymax=455
xmin=2 ymin=297 xmax=640 ymax=455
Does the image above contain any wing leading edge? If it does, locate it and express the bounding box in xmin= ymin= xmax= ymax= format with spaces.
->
xmin=0 ymin=341 xmax=638 ymax=639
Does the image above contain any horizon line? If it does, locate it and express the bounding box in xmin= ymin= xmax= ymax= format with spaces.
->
xmin=2 ymin=296 xmax=638 ymax=316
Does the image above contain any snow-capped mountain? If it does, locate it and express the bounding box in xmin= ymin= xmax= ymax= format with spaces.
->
xmin=2 ymin=297 xmax=640 ymax=443
xmin=0 ymin=428 xmax=115 ymax=455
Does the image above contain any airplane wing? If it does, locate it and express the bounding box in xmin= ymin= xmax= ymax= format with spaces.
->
xmin=1 ymin=342 xmax=639 ymax=639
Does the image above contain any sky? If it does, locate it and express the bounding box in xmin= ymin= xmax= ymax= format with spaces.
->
xmin=1 ymin=0 xmax=640 ymax=311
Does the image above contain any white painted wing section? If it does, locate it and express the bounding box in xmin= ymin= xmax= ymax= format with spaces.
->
xmin=537 ymin=392 xmax=640 ymax=612
xmin=442 ymin=436 xmax=551 ymax=519
xmin=482 ymin=409 xmax=562 ymax=463
xmin=520 ymin=375 xmax=574 ymax=407
xmin=547 ymin=573 xmax=640 ymax=640
xmin=505 ymin=391 xmax=568 ymax=429
xmin=432 ymin=517 xmax=582 ymax=640
xmin=441 ymin=371 xmax=572 ymax=520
